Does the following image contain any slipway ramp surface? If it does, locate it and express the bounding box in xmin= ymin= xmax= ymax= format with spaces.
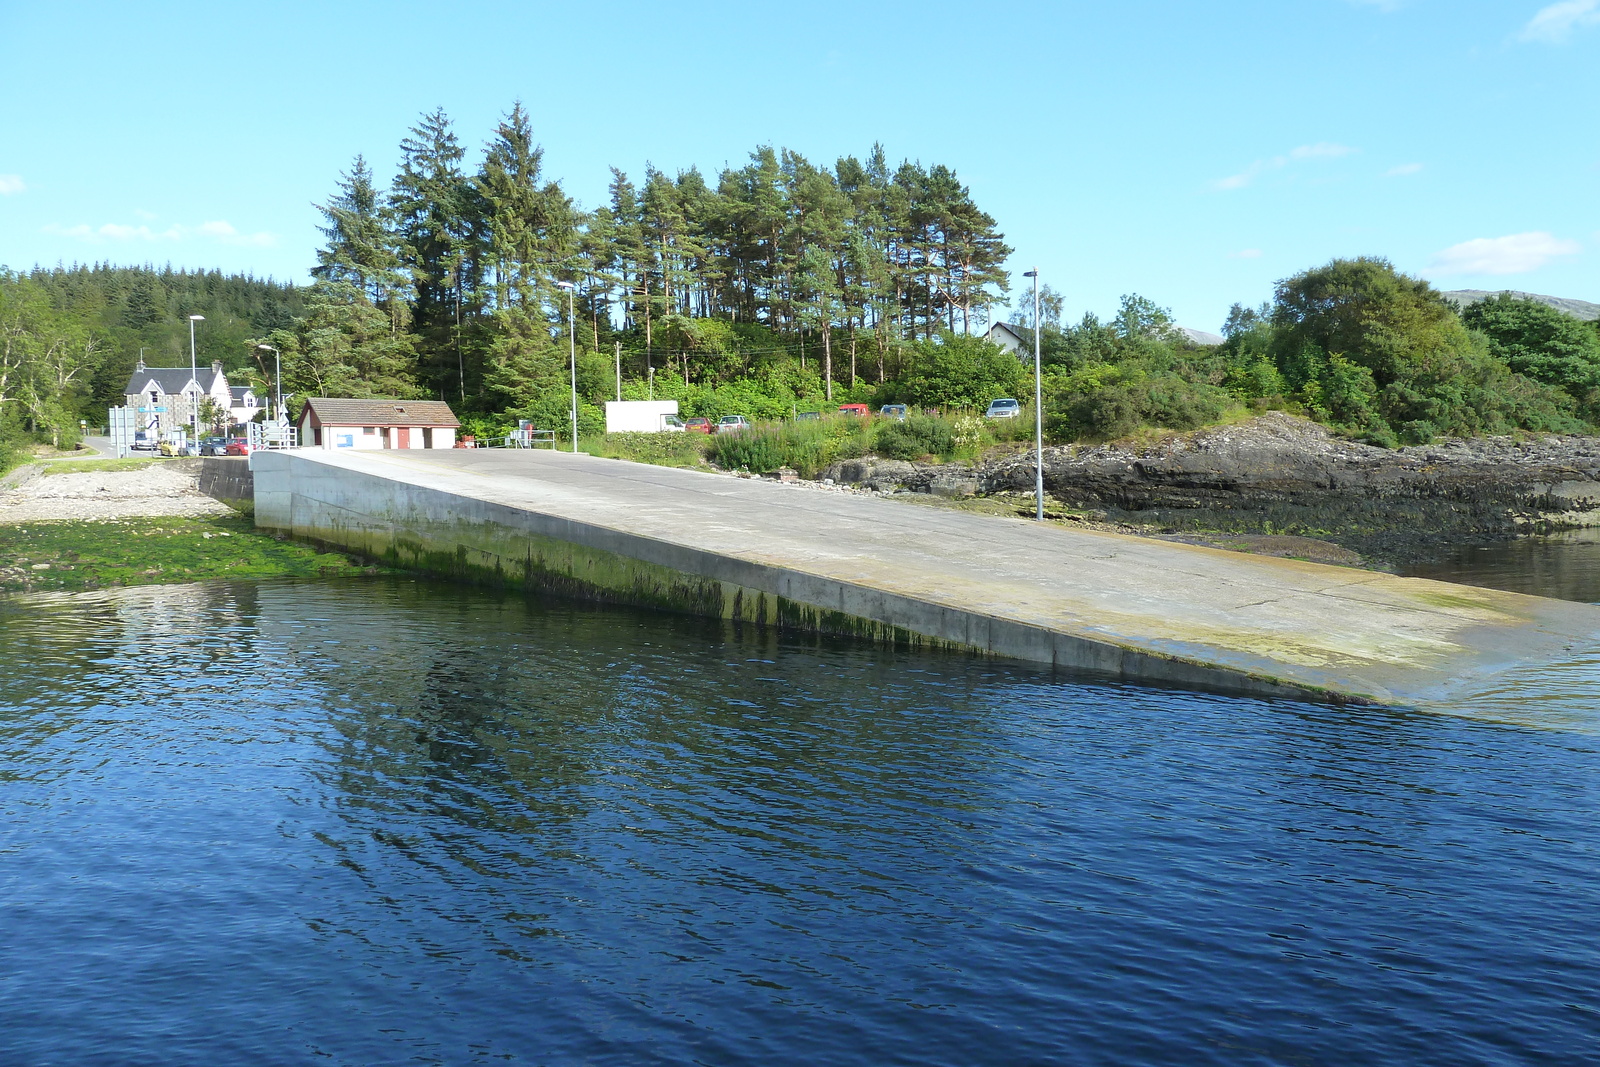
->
xmin=252 ymin=447 xmax=1600 ymax=709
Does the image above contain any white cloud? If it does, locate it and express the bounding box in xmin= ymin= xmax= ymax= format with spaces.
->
xmin=1424 ymin=232 xmax=1581 ymax=277
xmin=0 ymin=174 xmax=25 ymax=195
xmin=41 ymin=218 xmax=277 ymax=248
xmin=1212 ymin=144 xmax=1359 ymax=190
xmin=1521 ymin=0 xmax=1600 ymax=42
xmin=1385 ymin=162 xmax=1424 ymax=177
xmin=1230 ymin=249 xmax=1264 ymax=259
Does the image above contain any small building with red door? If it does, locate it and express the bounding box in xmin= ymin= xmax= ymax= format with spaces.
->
xmin=296 ymin=397 xmax=460 ymax=451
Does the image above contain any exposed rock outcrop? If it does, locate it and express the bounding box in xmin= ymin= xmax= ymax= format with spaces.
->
xmin=822 ymin=414 xmax=1600 ymax=563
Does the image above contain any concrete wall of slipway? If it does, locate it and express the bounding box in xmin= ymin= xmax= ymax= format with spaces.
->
xmin=195 ymin=457 xmax=252 ymax=507
xmin=248 ymin=451 xmax=1349 ymax=702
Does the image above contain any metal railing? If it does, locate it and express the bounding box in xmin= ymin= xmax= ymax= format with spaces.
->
xmin=500 ymin=428 xmax=557 ymax=449
xmin=247 ymin=421 xmax=298 ymax=451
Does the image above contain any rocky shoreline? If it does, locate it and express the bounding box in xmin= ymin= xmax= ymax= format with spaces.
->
xmin=819 ymin=413 xmax=1600 ymax=566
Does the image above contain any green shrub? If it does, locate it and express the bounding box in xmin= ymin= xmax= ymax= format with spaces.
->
xmin=706 ymin=417 xmax=872 ymax=476
xmin=586 ymin=432 xmax=709 ymax=467
xmin=874 ymin=414 xmax=956 ymax=460
xmin=1049 ymin=374 xmax=1234 ymax=440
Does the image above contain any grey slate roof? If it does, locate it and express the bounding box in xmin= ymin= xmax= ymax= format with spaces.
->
xmin=230 ymin=386 xmax=255 ymax=402
xmin=126 ymin=365 xmax=225 ymax=395
xmin=300 ymin=398 xmax=460 ymax=428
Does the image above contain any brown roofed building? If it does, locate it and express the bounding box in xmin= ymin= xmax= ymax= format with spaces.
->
xmin=297 ymin=398 xmax=461 ymax=451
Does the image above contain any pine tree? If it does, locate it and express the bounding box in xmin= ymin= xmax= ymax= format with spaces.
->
xmin=390 ymin=109 xmax=483 ymax=403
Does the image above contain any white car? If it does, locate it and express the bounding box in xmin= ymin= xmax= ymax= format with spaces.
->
xmin=985 ymin=398 xmax=1022 ymax=419
xmin=716 ymin=415 xmax=751 ymax=434
xmin=661 ymin=415 xmax=687 ymax=432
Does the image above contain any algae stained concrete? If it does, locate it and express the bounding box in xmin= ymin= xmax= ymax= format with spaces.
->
xmin=251 ymin=448 xmax=1600 ymax=707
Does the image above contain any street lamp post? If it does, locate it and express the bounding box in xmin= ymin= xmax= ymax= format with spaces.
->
xmin=1023 ymin=270 xmax=1043 ymax=521
xmin=188 ymin=315 xmax=205 ymax=443
xmin=256 ymin=344 xmax=281 ymax=422
xmin=556 ymin=281 xmax=579 ymax=453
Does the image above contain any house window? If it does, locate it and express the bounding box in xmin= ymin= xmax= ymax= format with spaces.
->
xmin=363 ymin=426 xmax=376 ymax=434
xmin=150 ymin=391 xmax=159 ymax=406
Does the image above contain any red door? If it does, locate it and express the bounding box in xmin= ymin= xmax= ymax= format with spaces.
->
xmin=396 ymin=427 xmax=411 ymax=449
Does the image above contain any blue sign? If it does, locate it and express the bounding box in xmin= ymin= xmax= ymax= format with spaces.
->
xmin=138 ymin=406 xmax=167 ymax=413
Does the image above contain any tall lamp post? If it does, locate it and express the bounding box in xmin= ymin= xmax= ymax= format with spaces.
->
xmin=556 ymin=281 xmax=579 ymax=453
xmin=256 ymin=344 xmax=282 ymax=422
xmin=1022 ymin=270 xmax=1043 ymax=521
xmin=188 ymin=314 xmax=205 ymax=443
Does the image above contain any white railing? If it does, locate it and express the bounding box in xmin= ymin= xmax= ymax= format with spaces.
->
xmin=248 ymin=421 xmax=298 ymax=451
xmin=500 ymin=427 xmax=557 ymax=449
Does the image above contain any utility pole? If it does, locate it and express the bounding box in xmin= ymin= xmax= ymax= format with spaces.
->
xmin=615 ymin=341 xmax=622 ymax=402
xmin=188 ymin=315 xmax=205 ymax=445
xmin=557 ymin=281 xmax=578 ymax=452
xmin=1023 ymin=269 xmax=1044 ymax=522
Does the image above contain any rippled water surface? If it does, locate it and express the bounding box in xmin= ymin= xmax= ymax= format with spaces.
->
xmin=3 ymin=578 xmax=1598 ymax=1066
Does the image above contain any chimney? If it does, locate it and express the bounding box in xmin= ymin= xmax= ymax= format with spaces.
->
xmin=211 ymin=360 xmax=224 ymax=375
xmin=135 ymin=357 xmax=146 ymax=371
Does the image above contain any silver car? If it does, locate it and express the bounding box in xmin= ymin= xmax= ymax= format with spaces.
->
xmin=985 ymin=398 xmax=1022 ymax=419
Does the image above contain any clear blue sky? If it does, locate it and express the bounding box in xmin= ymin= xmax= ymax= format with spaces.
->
xmin=2 ymin=0 xmax=1595 ymax=332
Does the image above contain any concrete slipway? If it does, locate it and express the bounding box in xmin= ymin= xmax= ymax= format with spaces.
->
xmin=252 ymin=448 xmax=1600 ymax=708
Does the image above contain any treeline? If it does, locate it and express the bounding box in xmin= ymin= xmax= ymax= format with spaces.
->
xmin=0 ymin=265 xmax=300 ymax=462
xmin=1015 ymin=258 xmax=1600 ymax=447
xmin=276 ymin=105 xmax=1009 ymax=418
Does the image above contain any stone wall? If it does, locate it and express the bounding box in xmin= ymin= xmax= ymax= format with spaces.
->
xmin=196 ymin=457 xmax=253 ymax=508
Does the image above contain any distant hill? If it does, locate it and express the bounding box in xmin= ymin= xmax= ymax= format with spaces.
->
xmin=1442 ymin=290 xmax=1599 ymax=322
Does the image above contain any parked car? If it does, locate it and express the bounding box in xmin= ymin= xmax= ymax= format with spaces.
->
xmin=794 ymin=410 xmax=822 ymax=421
xmin=985 ymin=398 xmax=1022 ymax=419
xmin=661 ymin=415 xmax=686 ymax=432
xmin=200 ymin=436 xmax=230 ymax=456
xmin=716 ymin=415 xmax=751 ymax=434
xmin=158 ymin=439 xmax=183 ymax=456
xmin=224 ymin=438 xmax=253 ymax=457
xmin=684 ymin=417 xmax=714 ymax=434
xmin=879 ymin=404 xmax=908 ymax=420
xmin=131 ymin=432 xmax=157 ymax=452
xmin=838 ymin=403 xmax=870 ymax=417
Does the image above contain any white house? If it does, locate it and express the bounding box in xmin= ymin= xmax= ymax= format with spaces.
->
xmin=296 ymin=397 xmax=460 ymax=450
xmin=124 ymin=359 xmax=233 ymax=436
xmin=229 ymin=385 xmax=263 ymax=425
xmin=984 ymin=321 xmax=1030 ymax=357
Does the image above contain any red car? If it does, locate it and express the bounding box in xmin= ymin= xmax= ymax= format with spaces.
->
xmin=224 ymin=438 xmax=253 ymax=456
xmin=684 ymin=417 xmax=714 ymax=434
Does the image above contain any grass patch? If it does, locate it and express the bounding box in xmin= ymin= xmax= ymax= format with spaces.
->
xmin=39 ymin=458 xmax=166 ymax=476
xmin=0 ymin=514 xmax=384 ymax=593
xmin=582 ymin=432 xmax=711 ymax=467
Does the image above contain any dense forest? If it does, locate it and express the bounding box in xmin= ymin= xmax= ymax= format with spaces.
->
xmin=4 ymin=105 xmax=1599 ymax=469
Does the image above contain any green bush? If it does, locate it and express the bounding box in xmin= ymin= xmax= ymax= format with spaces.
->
xmin=586 ymin=432 xmax=709 ymax=467
xmin=874 ymin=414 xmax=956 ymax=460
xmin=1049 ymin=373 xmax=1234 ymax=441
xmin=706 ymin=417 xmax=872 ymax=476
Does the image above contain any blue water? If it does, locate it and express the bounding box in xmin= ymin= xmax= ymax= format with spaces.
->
xmin=2 ymin=579 xmax=1598 ymax=1065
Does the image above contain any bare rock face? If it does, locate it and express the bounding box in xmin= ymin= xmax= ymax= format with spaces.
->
xmin=824 ymin=414 xmax=1600 ymax=563
xmin=928 ymin=471 xmax=979 ymax=498
xmin=820 ymin=458 xmax=920 ymax=492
